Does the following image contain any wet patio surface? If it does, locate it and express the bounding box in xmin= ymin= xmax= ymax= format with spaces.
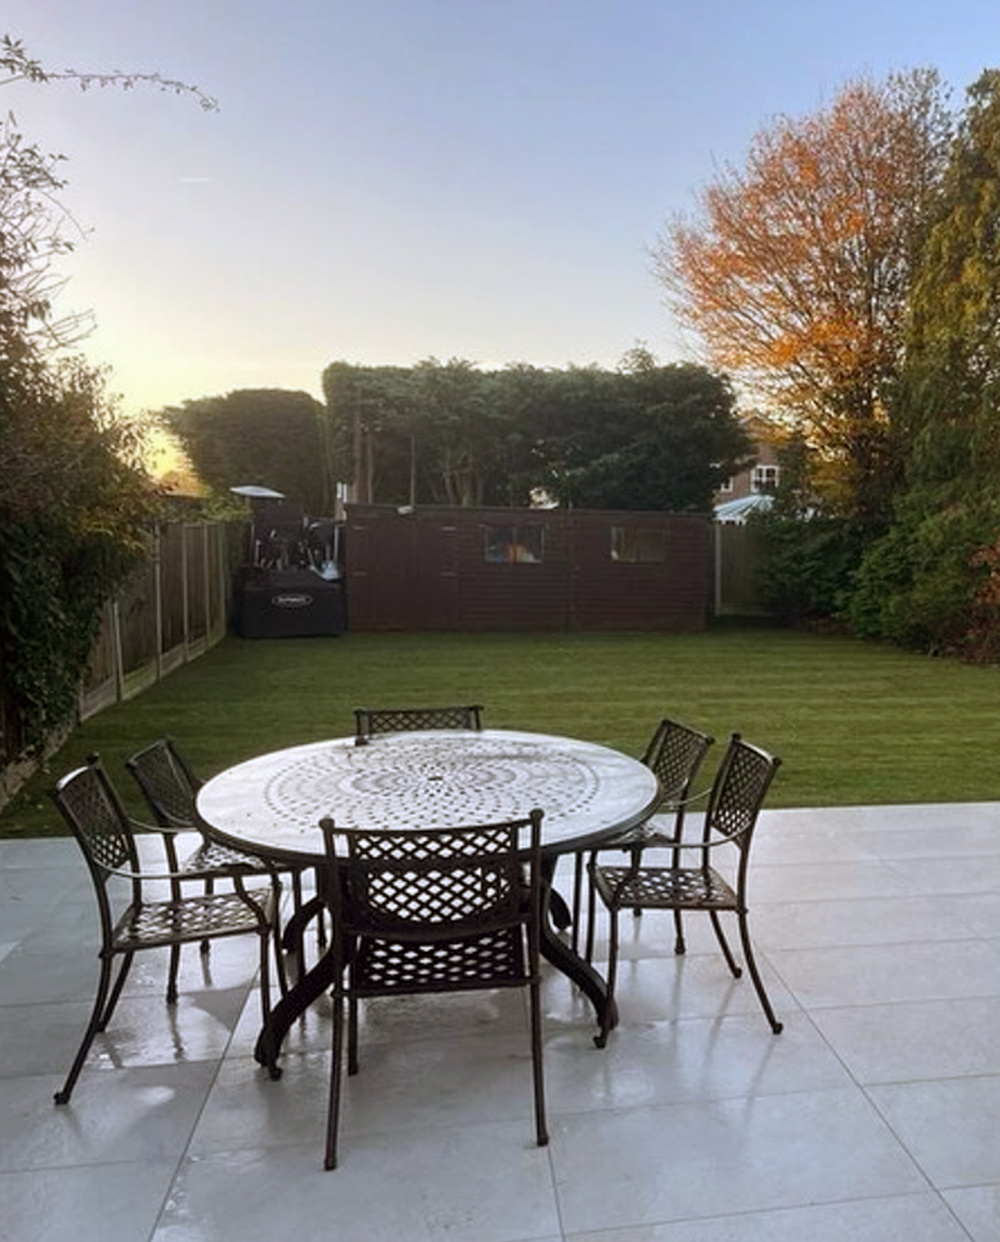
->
xmin=2 ymin=803 xmax=999 ymax=1241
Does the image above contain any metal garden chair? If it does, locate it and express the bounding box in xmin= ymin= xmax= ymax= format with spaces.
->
xmin=125 ymin=736 xmax=320 ymax=964
xmin=50 ymin=754 xmax=284 ymax=1104
xmin=319 ymin=809 xmax=548 ymax=1169
xmin=572 ymin=717 xmax=715 ymax=952
xmin=588 ymin=733 xmax=783 ymax=1046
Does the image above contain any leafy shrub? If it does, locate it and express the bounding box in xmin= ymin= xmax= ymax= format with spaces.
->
xmin=847 ymin=497 xmax=1000 ymax=657
xmin=751 ymin=511 xmax=865 ymax=624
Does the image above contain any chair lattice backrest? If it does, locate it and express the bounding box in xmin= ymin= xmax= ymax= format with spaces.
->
xmin=126 ymin=737 xmax=202 ymax=829
xmin=324 ymin=814 xmax=540 ymax=939
xmin=642 ymin=718 xmax=714 ymax=809
xmin=52 ymin=758 xmax=141 ymax=896
xmin=704 ymin=734 xmax=782 ymax=853
xmin=353 ymin=704 xmax=483 ymax=745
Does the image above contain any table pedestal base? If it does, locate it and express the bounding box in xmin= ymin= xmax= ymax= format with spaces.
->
xmin=253 ymin=864 xmax=616 ymax=1066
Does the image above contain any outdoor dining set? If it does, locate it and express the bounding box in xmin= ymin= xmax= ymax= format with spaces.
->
xmin=47 ymin=706 xmax=782 ymax=1170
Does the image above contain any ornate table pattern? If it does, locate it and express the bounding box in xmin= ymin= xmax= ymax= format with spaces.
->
xmin=197 ymin=730 xmax=659 ymax=857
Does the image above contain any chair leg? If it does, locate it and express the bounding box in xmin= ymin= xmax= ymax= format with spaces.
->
xmin=267 ymin=875 xmax=290 ymax=996
xmin=167 ymin=943 xmax=182 ymax=1004
xmin=584 ymin=858 xmax=597 ymax=964
xmin=347 ymin=994 xmax=360 ymax=1076
xmin=571 ymin=851 xmax=584 ymax=953
xmin=310 ymin=867 xmax=327 ymax=950
xmin=669 ymin=845 xmax=684 ymax=948
xmin=325 ymin=992 xmax=345 ymax=1169
xmin=629 ymin=846 xmax=644 ymax=920
xmin=708 ymin=910 xmax=742 ymax=979
xmin=200 ymin=876 xmax=215 ymax=954
xmin=97 ymin=951 xmax=134 ymax=1032
xmin=528 ymin=977 xmax=549 ymax=1146
xmin=594 ymin=904 xmax=619 ymax=1048
xmin=673 ymin=909 xmax=686 ymax=955
xmin=290 ymin=870 xmax=311 ymax=956
xmin=736 ymin=912 xmax=783 ymax=1034
xmin=54 ymin=953 xmax=118 ymax=1105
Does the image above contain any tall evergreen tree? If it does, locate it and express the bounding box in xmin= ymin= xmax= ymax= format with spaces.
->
xmin=849 ymin=70 xmax=1000 ymax=654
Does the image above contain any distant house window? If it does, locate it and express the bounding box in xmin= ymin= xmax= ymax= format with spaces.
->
xmin=610 ymin=527 xmax=666 ymax=564
xmin=752 ymin=464 xmax=780 ymax=493
xmin=484 ymin=525 xmax=544 ymax=563
xmin=718 ymin=477 xmax=734 ymax=494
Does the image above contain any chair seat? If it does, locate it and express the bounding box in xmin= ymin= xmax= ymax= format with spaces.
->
xmin=592 ymin=864 xmax=737 ymax=912
xmin=349 ymin=927 xmax=528 ymax=994
xmin=112 ymin=886 xmax=279 ymax=952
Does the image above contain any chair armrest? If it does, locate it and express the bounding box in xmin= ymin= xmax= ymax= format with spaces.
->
xmin=661 ymin=828 xmax=746 ymax=851
xmin=129 ymin=815 xmax=182 ymax=835
xmin=127 ymin=816 xmax=279 ymax=876
xmin=626 ymin=784 xmax=712 ymax=848
xmin=668 ymin=784 xmax=712 ymax=812
xmin=97 ymin=858 xmax=279 ymax=885
xmin=601 ymin=822 xmax=745 ymax=883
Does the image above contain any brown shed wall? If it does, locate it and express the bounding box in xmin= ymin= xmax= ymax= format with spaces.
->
xmin=344 ymin=505 xmax=710 ymax=633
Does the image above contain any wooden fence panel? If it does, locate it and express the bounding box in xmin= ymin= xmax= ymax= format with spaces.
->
xmin=713 ymin=522 xmax=770 ymax=616
xmin=76 ymin=521 xmax=231 ymax=721
xmin=160 ymin=522 xmax=187 ymax=665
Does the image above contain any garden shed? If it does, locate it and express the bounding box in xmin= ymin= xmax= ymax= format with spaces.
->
xmin=343 ymin=504 xmax=711 ymax=632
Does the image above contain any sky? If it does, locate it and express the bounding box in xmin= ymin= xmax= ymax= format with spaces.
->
xmin=3 ymin=1 xmax=998 ymax=420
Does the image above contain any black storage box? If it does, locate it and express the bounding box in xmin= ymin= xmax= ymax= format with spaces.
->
xmin=237 ymin=569 xmax=346 ymax=638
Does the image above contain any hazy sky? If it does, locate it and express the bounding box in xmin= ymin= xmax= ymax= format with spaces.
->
xmin=4 ymin=1 xmax=997 ymax=416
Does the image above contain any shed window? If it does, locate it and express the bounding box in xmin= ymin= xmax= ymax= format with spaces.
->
xmin=611 ymin=527 xmax=666 ymax=563
xmin=484 ymin=525 xmax=544 ymax=563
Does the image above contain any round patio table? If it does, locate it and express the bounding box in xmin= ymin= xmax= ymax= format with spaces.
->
xmin=196 ymin=728 xmax=660 ymax=1060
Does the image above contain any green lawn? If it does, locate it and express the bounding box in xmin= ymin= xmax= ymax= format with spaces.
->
xmin=4 ymin=623 xmax=1000 ymax=837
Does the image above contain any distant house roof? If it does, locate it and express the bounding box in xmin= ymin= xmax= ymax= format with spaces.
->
xmin=714 ymin=493 xmax=774 ymax=525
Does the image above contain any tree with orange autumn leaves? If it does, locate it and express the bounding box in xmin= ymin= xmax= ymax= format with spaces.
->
xmin=653 ymin=69 xmax=951 ymax=528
